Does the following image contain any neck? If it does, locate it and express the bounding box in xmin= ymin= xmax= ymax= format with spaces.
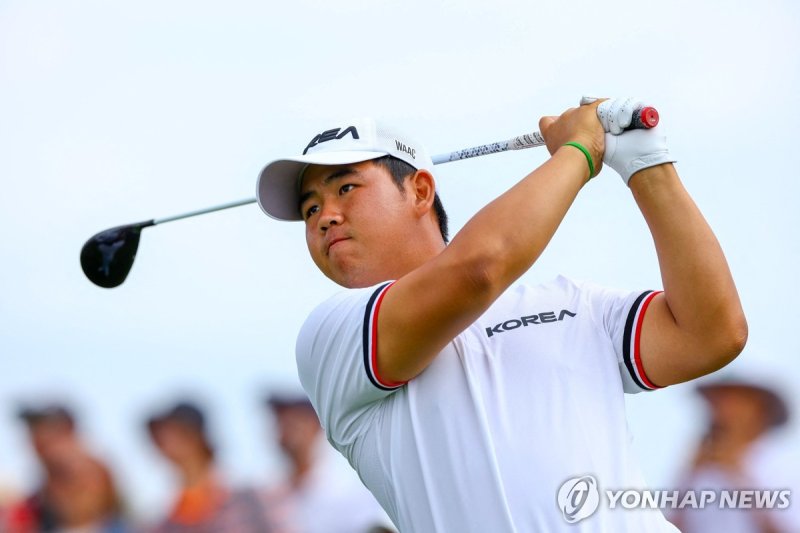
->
xmin=390 ymin=236 xmax=446 ymax=279
xmin=178 ymin=455 xmax=213 ymax=487
xmin=361 ymin=224 xmax=446 ymax=287
xmin=289 ymin=452 xmax=315 ymax=488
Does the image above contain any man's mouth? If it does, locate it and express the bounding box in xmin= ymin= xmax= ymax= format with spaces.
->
xmin=326 ymin=237 xmax=349 ymax=255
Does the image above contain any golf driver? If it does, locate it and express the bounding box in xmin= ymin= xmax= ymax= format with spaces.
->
xmin=80 ymin=107 xmax=659 ymax=288
xmin=80 ymin=198 xmax=255 ymax=288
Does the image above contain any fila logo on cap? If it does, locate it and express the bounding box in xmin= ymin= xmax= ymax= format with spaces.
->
xmin=303 ymin=126 xmax=359 ymax=155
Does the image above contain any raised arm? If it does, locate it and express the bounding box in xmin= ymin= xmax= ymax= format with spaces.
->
xmin=632 ymin=163 xmax=747 ymax=386
xmin=377 ymin=103 xmax=605 ymax=384
xmin=594 ymin=100 xmax=747 ymax=386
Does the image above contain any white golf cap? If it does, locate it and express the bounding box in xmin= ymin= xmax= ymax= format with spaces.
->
xmin=256 ymin=118 xmax=434 ymax=221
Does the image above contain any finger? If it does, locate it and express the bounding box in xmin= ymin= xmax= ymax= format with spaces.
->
xmin=608 ymin=99 xmax=626 ymax=135
xmin=607 ymin=97 xmax=644 ymax=134
xmin=616 ymin=97 xmax=642 ymax=131
xmin=597 ymin=100 xmax=612 ymax=133
xmin=581 ymin=96 xmax=608 ymax=109
xmin=599 ymin=98 xmax=629 ymax=135
xmin=538 ymin=115 xmax=557 ymax=135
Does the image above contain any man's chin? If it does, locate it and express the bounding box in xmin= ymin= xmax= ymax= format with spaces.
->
xmin=327 ymin=267 xmax=383 ymax=290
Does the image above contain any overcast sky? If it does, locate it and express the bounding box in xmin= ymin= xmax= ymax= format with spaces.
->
xmin=2 ymin=0 xmax=798 ymax=522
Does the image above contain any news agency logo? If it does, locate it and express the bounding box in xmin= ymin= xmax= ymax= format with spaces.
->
xmin=556 ymin=474 xmax=792 ymax=524
xmin=557 ymin=475 xmax=600 ymax=523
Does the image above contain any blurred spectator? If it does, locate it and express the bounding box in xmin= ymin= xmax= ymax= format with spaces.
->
xmin=0 ymin=477 xmax=20 ymax=531
xmin=2 ymin=403 xmax=129 ymax=533
xmin=671 ymin=377 xmax=800 ymax=533
xmin=260 ymin=392 xmax=395 ymax=533
xmin=144 ymin=400 xmax=278 ymax=533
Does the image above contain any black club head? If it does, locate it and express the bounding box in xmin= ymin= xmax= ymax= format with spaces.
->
xmin=80 ymin=221 xmax=154 ymax=288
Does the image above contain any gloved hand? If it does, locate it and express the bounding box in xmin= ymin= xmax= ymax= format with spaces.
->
xmin=580 ymin=96 xmax=677 ymax=186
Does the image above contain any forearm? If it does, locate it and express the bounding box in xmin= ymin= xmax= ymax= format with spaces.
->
xmin=447 ymin=145 xmax=589 ymax=294
xmin=442 ymin=103 xmax=602 ymax=301
xmin=376 ymin=104 xmax=603 ymax=384
xmin=631 ymin=165 xmax=747 ymax=370
xmin=377 ymin=147 xmax=589 ymax=383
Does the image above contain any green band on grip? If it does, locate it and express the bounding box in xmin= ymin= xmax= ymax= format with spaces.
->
xmin=564 ymin=142 xmax=595 ymax=179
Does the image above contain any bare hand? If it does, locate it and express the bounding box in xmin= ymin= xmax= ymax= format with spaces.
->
xmin=539 ymin=101 xmax=605 ymax=176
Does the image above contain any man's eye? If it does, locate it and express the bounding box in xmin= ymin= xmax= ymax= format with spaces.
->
xmin=304 ymin=205 xmax=319 ymax=220
xmin=339 ymin=184 xmax=355 ymax=195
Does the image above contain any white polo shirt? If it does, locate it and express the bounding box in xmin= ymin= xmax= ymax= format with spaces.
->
xmin=296 ymin=276 xmax=678 ymax=532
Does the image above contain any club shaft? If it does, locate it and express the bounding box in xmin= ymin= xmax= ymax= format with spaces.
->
xmin=153 ymin=197 xmax=258 ymax=225
xmin=147 ymin=130 xmax=548 ymax=225
xmin=430 ymin=105 xmax=657 ymax=164
xmin=431 ymin=131 xmax=546 ymax=164
xmin=119 ymin=104 xmax=663 ymax=227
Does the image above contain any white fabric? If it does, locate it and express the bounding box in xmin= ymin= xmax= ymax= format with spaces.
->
xmin=579 ymin=96 xmax=677 ymax=185
xmin=256 ymin=118 xmax=433 ymax=221
xmin=749 ymin=434 xmax=800 ymax=532
xmin=263 ymin=439 xmax=395 ymax=533
xmin=579 ymin=96 xmax=646 ymax=134
xmin=597 ymin=97 xmax=645 ymax=135
xmin=296 ymin=276 xmax=678 ymax=532
xmin=673 ymin=434 xmax=800 ymax=533
xmin=604 ymin=128 xmax=677 ymax=186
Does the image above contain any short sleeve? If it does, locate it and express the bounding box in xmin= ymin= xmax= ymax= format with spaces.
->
xmin=296 ymin=282 xmax=404 ymax=449
xmin=580 ymin=281 xmax=664 ymax=394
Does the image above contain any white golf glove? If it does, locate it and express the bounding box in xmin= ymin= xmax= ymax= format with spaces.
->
xmin=581 ymin=96 xmax=677 ymax=186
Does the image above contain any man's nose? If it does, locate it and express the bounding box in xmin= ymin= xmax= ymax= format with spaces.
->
xmin=318 ymin=202 xmax=344 ymax=231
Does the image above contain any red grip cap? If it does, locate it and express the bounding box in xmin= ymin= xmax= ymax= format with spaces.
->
xmin=640 ymin=107 xmax=659 ymax=128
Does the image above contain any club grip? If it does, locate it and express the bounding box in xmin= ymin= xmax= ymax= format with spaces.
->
xmin=631 ymin=106 xmax=659 ymax=129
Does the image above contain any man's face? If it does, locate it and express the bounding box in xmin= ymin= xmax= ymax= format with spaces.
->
xmin=706 ymin=388 xmax=768 ymax=439
xmin=272 ymin=406 xmax=320 ymax=458
xmin=149 ymin=422 xmax=205 ymax=463
xmin=27 ymin=419 xmax=74 ymax=461
xmin=299 ymin=160 xmax=415 ymax=288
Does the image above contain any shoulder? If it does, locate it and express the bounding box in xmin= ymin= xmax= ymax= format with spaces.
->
xmin=550 ymin=274 xmax=609 ymax=294
xmin=300 ymin=282 xmax=393 ymax=335
xmin=296 ymin=283 xmax=388 ymax=364
xmin=511 ymin=274 xmax=591 ymax=293
xmin=543 ymin=275 xmax=645 ymax=304
xmin=294 ymin=283 xmax=402 ymax=453
xmin=501 ymin=275 xmax=590 ymax=303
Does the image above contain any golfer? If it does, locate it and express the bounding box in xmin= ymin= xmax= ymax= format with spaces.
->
xmin=255 ymin=98 xmax=747 ymax=532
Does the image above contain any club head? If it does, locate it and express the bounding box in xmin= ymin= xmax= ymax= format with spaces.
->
xmin=80 ymin=220 xmax=154 ymax=288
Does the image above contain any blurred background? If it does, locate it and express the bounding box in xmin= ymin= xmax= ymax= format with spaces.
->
xmin=1 ymin=0 xmax=798 ymax=531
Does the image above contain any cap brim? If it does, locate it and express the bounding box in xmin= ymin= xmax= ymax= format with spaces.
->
xmin=256 ymin=150 xmax=388 ymax=221
xmin=146 ymin=415 xmax=204 ymax=434
xmin=17 ymin=408 xmax=40 ymax=422
xmin=697 ymin=381 xmax=789 ymax=428
xmin=266 ymin=396 xmax=313 ymax=410
xmin=17 ymin=406 xmax=73 ymax=424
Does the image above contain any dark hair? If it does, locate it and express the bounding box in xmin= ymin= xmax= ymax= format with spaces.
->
xmin=371 ymin=156 xmax=449 ymax=243
xmin=146 ymin=401 xmax=215 ymax=459
xmin=17 ymin=404 xmax=75 ymax=429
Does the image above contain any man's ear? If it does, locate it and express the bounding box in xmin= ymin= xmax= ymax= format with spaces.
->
xmin=407 ymin=169 xmax=436 ymax=217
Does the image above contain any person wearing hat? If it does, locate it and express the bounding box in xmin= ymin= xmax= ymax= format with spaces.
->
xmin=260 ymin=392 xmax=395 ymax=533
xmin=145 ymin=400 xmax=275 ymax=533
xmin=4 ymin=403 xmax=129 ymax=533
xmin=671 ymin=377 xmax=798 ymax=533
xmin=254 ymin=100 xmax=748 ymax=531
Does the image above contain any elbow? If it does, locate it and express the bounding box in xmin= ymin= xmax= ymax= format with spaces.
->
xmin=458 ymin=247 xmax=520 ymax=303
xmin=460 ymin=254 xmax=503 ymax=300
xmin=708 ymin=311 xmax=749 ymax=370
xmin=445 ymin=232 xmax=530 ymax=302
xmin=725 ymin=308 xmax=749 ymax=360
xmin=731 ymin=313 xmax=749 ymax=356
